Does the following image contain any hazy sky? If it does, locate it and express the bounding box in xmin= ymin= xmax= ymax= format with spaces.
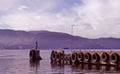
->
xmin=0 ymin=0 xmax=120 ymax=38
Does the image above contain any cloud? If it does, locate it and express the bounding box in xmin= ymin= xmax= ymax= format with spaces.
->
xmin=0 ymin=0 xmax=20 ymax=12
xmin=0 ymin=8 xmax=66 ymax=32
xmin=73 ymin=0 xmax=120 ymax=38
xmin=0 ymin=0 xmax=78 ymax=33
xmin=0 ymin=0 xmax=120 ymax=38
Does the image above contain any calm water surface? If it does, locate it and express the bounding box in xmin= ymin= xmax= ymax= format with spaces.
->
xmin=0 ymin=50 xmax=120 ymax=74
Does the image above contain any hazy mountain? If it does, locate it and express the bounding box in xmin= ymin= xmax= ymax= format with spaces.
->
xmin=0 ymin=29 xmax=120 ymax=49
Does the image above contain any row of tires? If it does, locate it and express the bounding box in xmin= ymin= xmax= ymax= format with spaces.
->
xmin=50 ymin=50 xmax=120 ymax=65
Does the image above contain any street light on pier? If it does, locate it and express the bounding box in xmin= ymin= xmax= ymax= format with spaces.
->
xmin=71 ymin=25 xmax=75 ymax=51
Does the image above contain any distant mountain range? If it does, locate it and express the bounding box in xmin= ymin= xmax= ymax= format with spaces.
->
xmin=0 ymin=29 xmax=120 ymax=49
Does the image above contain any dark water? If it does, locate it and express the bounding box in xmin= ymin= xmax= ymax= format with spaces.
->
xmin=0 ymin=50 xmax=120 ymax=74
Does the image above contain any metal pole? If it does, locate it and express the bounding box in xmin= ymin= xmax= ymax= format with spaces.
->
xmin=71 ymin=25 xmax=75 ymax=51
xmin=36 ymin=41 xmax=38 ymax=50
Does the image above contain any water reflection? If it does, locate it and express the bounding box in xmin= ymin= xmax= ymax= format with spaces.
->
xmin=51 ymin=61 xmax=64 ymax=67
xmin=50 ymin=62 xmax=120 ymax=73
xmin=111 ymin=65 xmax=119 ymax=72
xmin=51 ymin=62 xmax=64 ymax=74
xmin=102 ymin=65 xmax=120 ymax=72
xmin=29 ymin=60 xmax=40 ymax=74
xmin=29 ymin=60 xmax=40 ymax=68
xmin=79 ymin=64 xmax=120 ymax=73
xmin=92 ymin=64 xmax=101 ymax=70
xmin=77 ymin=63 xmax=84 ymax=70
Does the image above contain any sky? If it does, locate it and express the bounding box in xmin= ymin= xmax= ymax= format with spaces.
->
xmin=0 ymin=0 xmax=120 ymax=39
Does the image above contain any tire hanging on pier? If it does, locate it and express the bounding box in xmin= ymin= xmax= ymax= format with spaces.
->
xmin=84 ymin=52 xmax=92 ymax=63
xmin=60 ymin=51 xmax=64 ymax=64
xmin=77 ymin=52 xmax=84 ymax=63
xmin=101 ymin=52 xmax=110 ymax=63
xmin=51 ymin=50 xmax=57 ymax=62
xmin=111 ymin=53 xmax=119 ymax=64
xmin=56 ymin=52 xmax=61 ymax=62
xmin=50 ymin=50 xmax=55 ymax=62
xmin=67 ymin=55 xmax=71 ymax=64
xmin=64 ymin=55 xmax=67 ymax=64
xmin=56 ymin=50 xmax=64 ymax=63
xmin=64 ymin=54 xmax=71 ymax=64
xmin=71 ymin=52 xmax=78 ymax=65
xmin=92 ymin=53 xmax=100 ymax=63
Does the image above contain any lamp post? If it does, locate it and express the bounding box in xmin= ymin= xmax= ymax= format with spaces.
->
xmin=71 ymin=25 xmax=75 ymax=51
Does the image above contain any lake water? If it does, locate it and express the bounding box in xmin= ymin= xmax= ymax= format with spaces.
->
xmin=0 ymin=50 xmax=120 ymax=74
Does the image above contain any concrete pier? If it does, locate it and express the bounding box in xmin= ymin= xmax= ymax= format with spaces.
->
xmin=50 ymin=50 xmax=120 ymax=66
